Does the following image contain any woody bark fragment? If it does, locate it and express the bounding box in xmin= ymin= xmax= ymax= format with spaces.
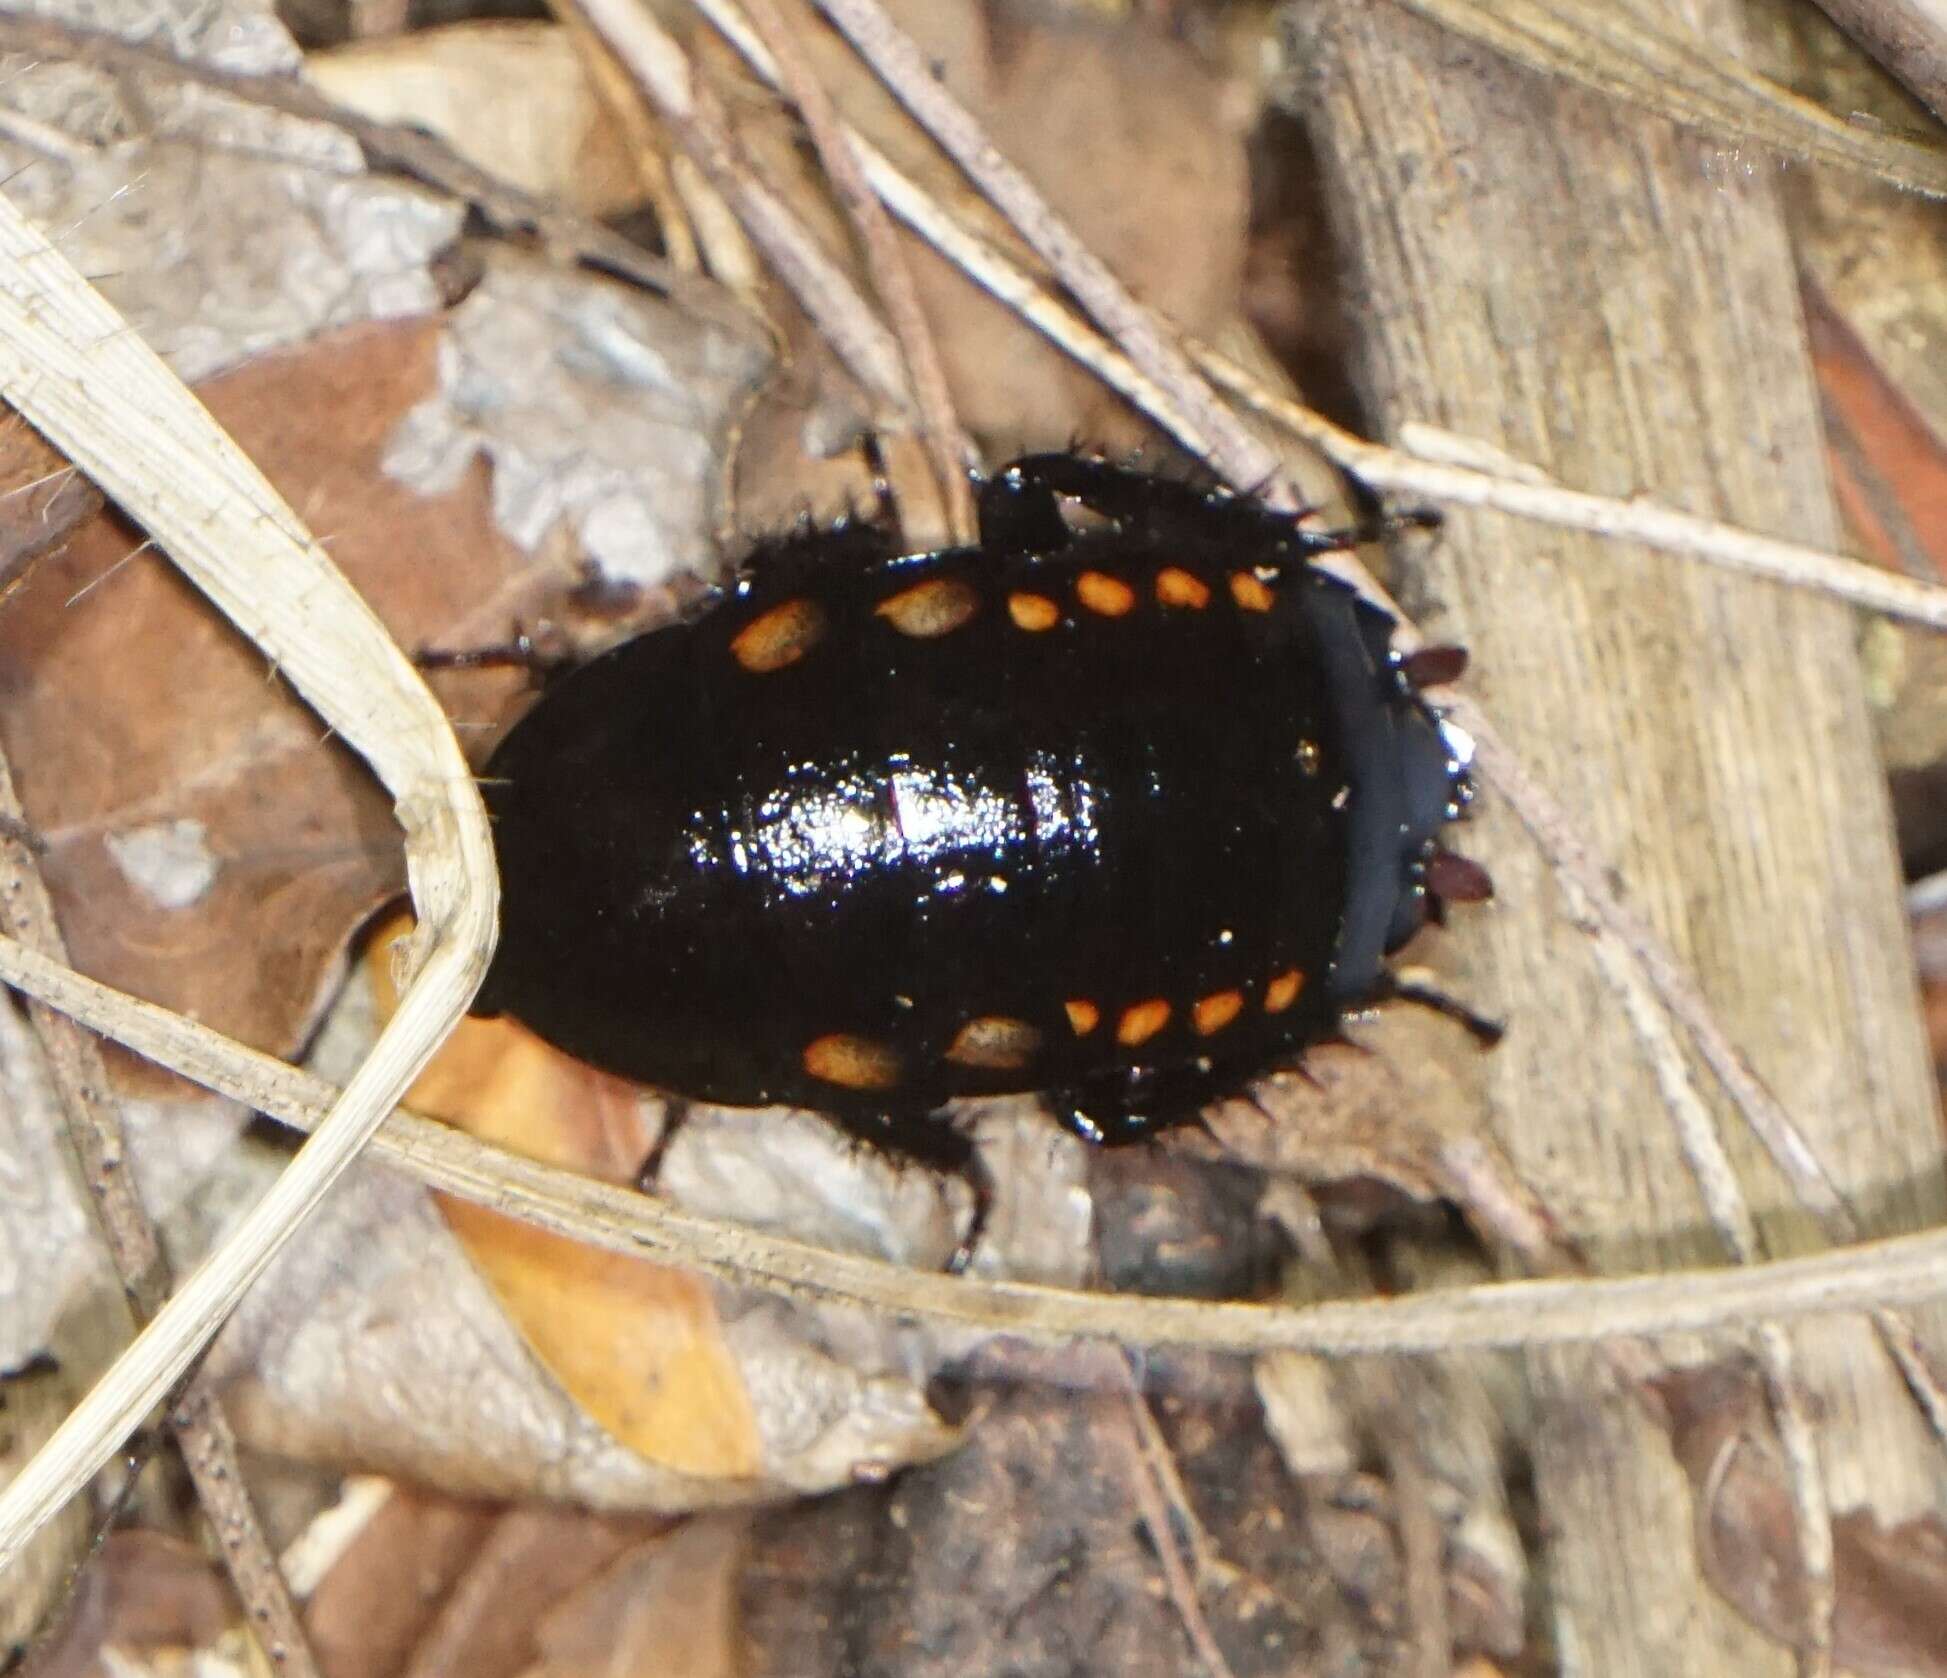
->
xmin=1280 ymin=2 xmax=1947 ymax=1673
xmin=1808 ymin=0 xmax=1947 ymax=126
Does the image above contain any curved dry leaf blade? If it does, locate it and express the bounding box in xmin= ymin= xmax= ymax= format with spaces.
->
xmin=0 ymin=318 xmax=534 ymax=1074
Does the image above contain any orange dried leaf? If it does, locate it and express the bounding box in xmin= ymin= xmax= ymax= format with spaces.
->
xmin=371 ymin=914 xmax=762 ymax=1480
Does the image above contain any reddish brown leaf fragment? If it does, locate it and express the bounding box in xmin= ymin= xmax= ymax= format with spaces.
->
xmin=1658 ymin=1361 xmax=1947 ymax=1676
xmin=0 ymin=318 xmax=545 ymax=1078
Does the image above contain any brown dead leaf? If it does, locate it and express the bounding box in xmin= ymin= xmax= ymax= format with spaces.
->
xmin=25 ymin=1531 xmax=239 ymax=1678
xmin=1808 ymin=282 xmax=1947 ymax=594
xmin=369 ymin=915 xmax=764 ymax=1482
xmin=0 ymin=317 xmax=545 ymax=1078
xmin=1926 ymin=974 xmax=1947 ymax=1086
xmin=0 ymin=416 xmax=101 ymax=595
xmin=0 ymin=1358 xmax=94 ymax=1657
xmin=1658 ymin=1359 xmax=1947 ymax=1676
xmin=1806 ymin=275 xmax=1947 ymax=860
xmin=306 ymin=23 xmax=642 ymax=221
xmin=305 ymin=1488 xmax=500 ymax=1678
xmin=521 ymin=1515 xmax=749 ymax=1678
xmin=304 ymin=1493 xmax=664 ymax=1678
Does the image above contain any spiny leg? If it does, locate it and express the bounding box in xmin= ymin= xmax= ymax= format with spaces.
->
xmin=1380 ymin=977 xmax=1505 ymax=1047
xmin=981 ymin=451 xmax=1434 ymax=563
xmin=737 ymin=516 xmax=900 ymax=585
xmin=975 ymin=455 xmax=1085 ymax=551
xmin=634 ymin=1095 xmax=694 ymax=1191
xmin=415 ymin=623 xmax=576 ymax=681
xmin=832 ymin=1106 xmax=992 ymax=1273
xmin=981 ymin=452 xmax=1282 ymax=552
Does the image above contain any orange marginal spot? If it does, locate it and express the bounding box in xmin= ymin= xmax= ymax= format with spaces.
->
xmin=944 ymin=1014 xmax=1043 ymax=1070
xmin=1064 ymin=998 xmax=1101 ymax=1036
xmin=875 ymin=575 xmax=980 ymax=638
xmin=1009 ymin=591 xmax=1061 ymax=631
xmin=1076 ymin=570 xmax=1137 ymax=617
xmin=730 ymin=597 xmax=826 ymax=672
xmin=367 ymin=910 xmax=761 ymax=1479
xmin=1116 ymin=998 xmax=1171 ymax=1046
xmin=1229 ymin=571 xmax=1274 ymax=612
xmin=1154 ymin=566 xmax=1210 ymax=609
xmin=803 ymin=1032 xmax=902 ymax=1090
xmin=1192 ymin=989 xmax=1244 ymax=1036
xmin=1264 ymin=967 xmax=1305 ymax=1013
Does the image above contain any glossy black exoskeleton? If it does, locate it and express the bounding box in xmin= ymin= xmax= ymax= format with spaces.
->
xmin=471 ymin=454 xmax=1487 ymax=1176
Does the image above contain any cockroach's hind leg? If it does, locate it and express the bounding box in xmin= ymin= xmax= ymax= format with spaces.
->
xmin=946 ymin=1145 xmax=995 ymax=1276
xmin=635 ymin=1095 xmax=694 ymax=1191
xmin=1305 ymin=503 xmax=1445 ymax=554
xmin=416 ymin=622 xmax=575 ymax=684
xmin=1385 ymin=977 xmax=1505 ymax=1047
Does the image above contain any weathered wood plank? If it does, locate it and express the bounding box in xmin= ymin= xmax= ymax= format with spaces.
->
xmin=1279 ymin=3 xmax=1947 ymax=1670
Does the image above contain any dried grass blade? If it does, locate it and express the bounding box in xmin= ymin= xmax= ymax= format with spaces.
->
xmin=0 ymin=189 xmax=496 ymax=1571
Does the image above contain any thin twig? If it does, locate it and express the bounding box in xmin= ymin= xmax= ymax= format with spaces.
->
xmin=1806 ymin=0 xmax=1947 ymax=127
xmin=1115 ymin=1390 xmax=1238 ymax=1678
xmin=1757 ymin=1321 xmax=1837 ymax=1678
xmin=734 ymin=0 xmax=977 ymax=542
xmin=555 ymin=13 xmax=703 ymax=273
xmin=1275 ymin=1187 xmax=1455 ymax=1678
xmin=1197 ymin=351 xmax=1947 ymax=633
xmin=0 ymin=10 xmax=704 ymax=311
xmin=555 ymin=0 xmax=910 ymax=413
xmin=0 ymin=753 xmax=320 ymax=1675
xmin=806 ymin=0 xmax=1292 ymax=506
xmin=15 ymin=932 xmax=1947 ymax=1363
xmin=1579 ymin=875 xmax=1835 ymax=1676
xmin=1376 ymin=1387 xmax=1453 ymax=1678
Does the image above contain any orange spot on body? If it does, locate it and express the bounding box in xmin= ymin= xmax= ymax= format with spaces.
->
xmin=1076 ymin=571 xmax=1136 ymax=617
xmin=1264 ymin=969 xmax=1304 ymax=1013
xmin=1064 ymin=998 xmax=1100 ymax=1036
xmin=1154 ymin=567 xmax=1210 ymax=609
xmin=731 ymin=598 xmax=826 ymax=672
xmin=1193 ymin=989 xmax=1244 ymax=1036
xmin=875 ymin=576 xmax=979 ymax=638
xmin=1009 ymin=591 xmax=1061 ymax=631
xmin=1117 ymin=999 xmax=1171 ymax=1046
xmin=803 ymin=1033 xmax=901 ymax=1090
xmin=1229 ymin=572 xmax=1274 ymax=612
xmin=945 ymin=1015 xmax=1042 ymax=1070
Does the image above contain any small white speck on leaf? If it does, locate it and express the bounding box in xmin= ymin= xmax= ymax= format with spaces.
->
xmin=106 ymin=819 xmax=220 ymax=910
